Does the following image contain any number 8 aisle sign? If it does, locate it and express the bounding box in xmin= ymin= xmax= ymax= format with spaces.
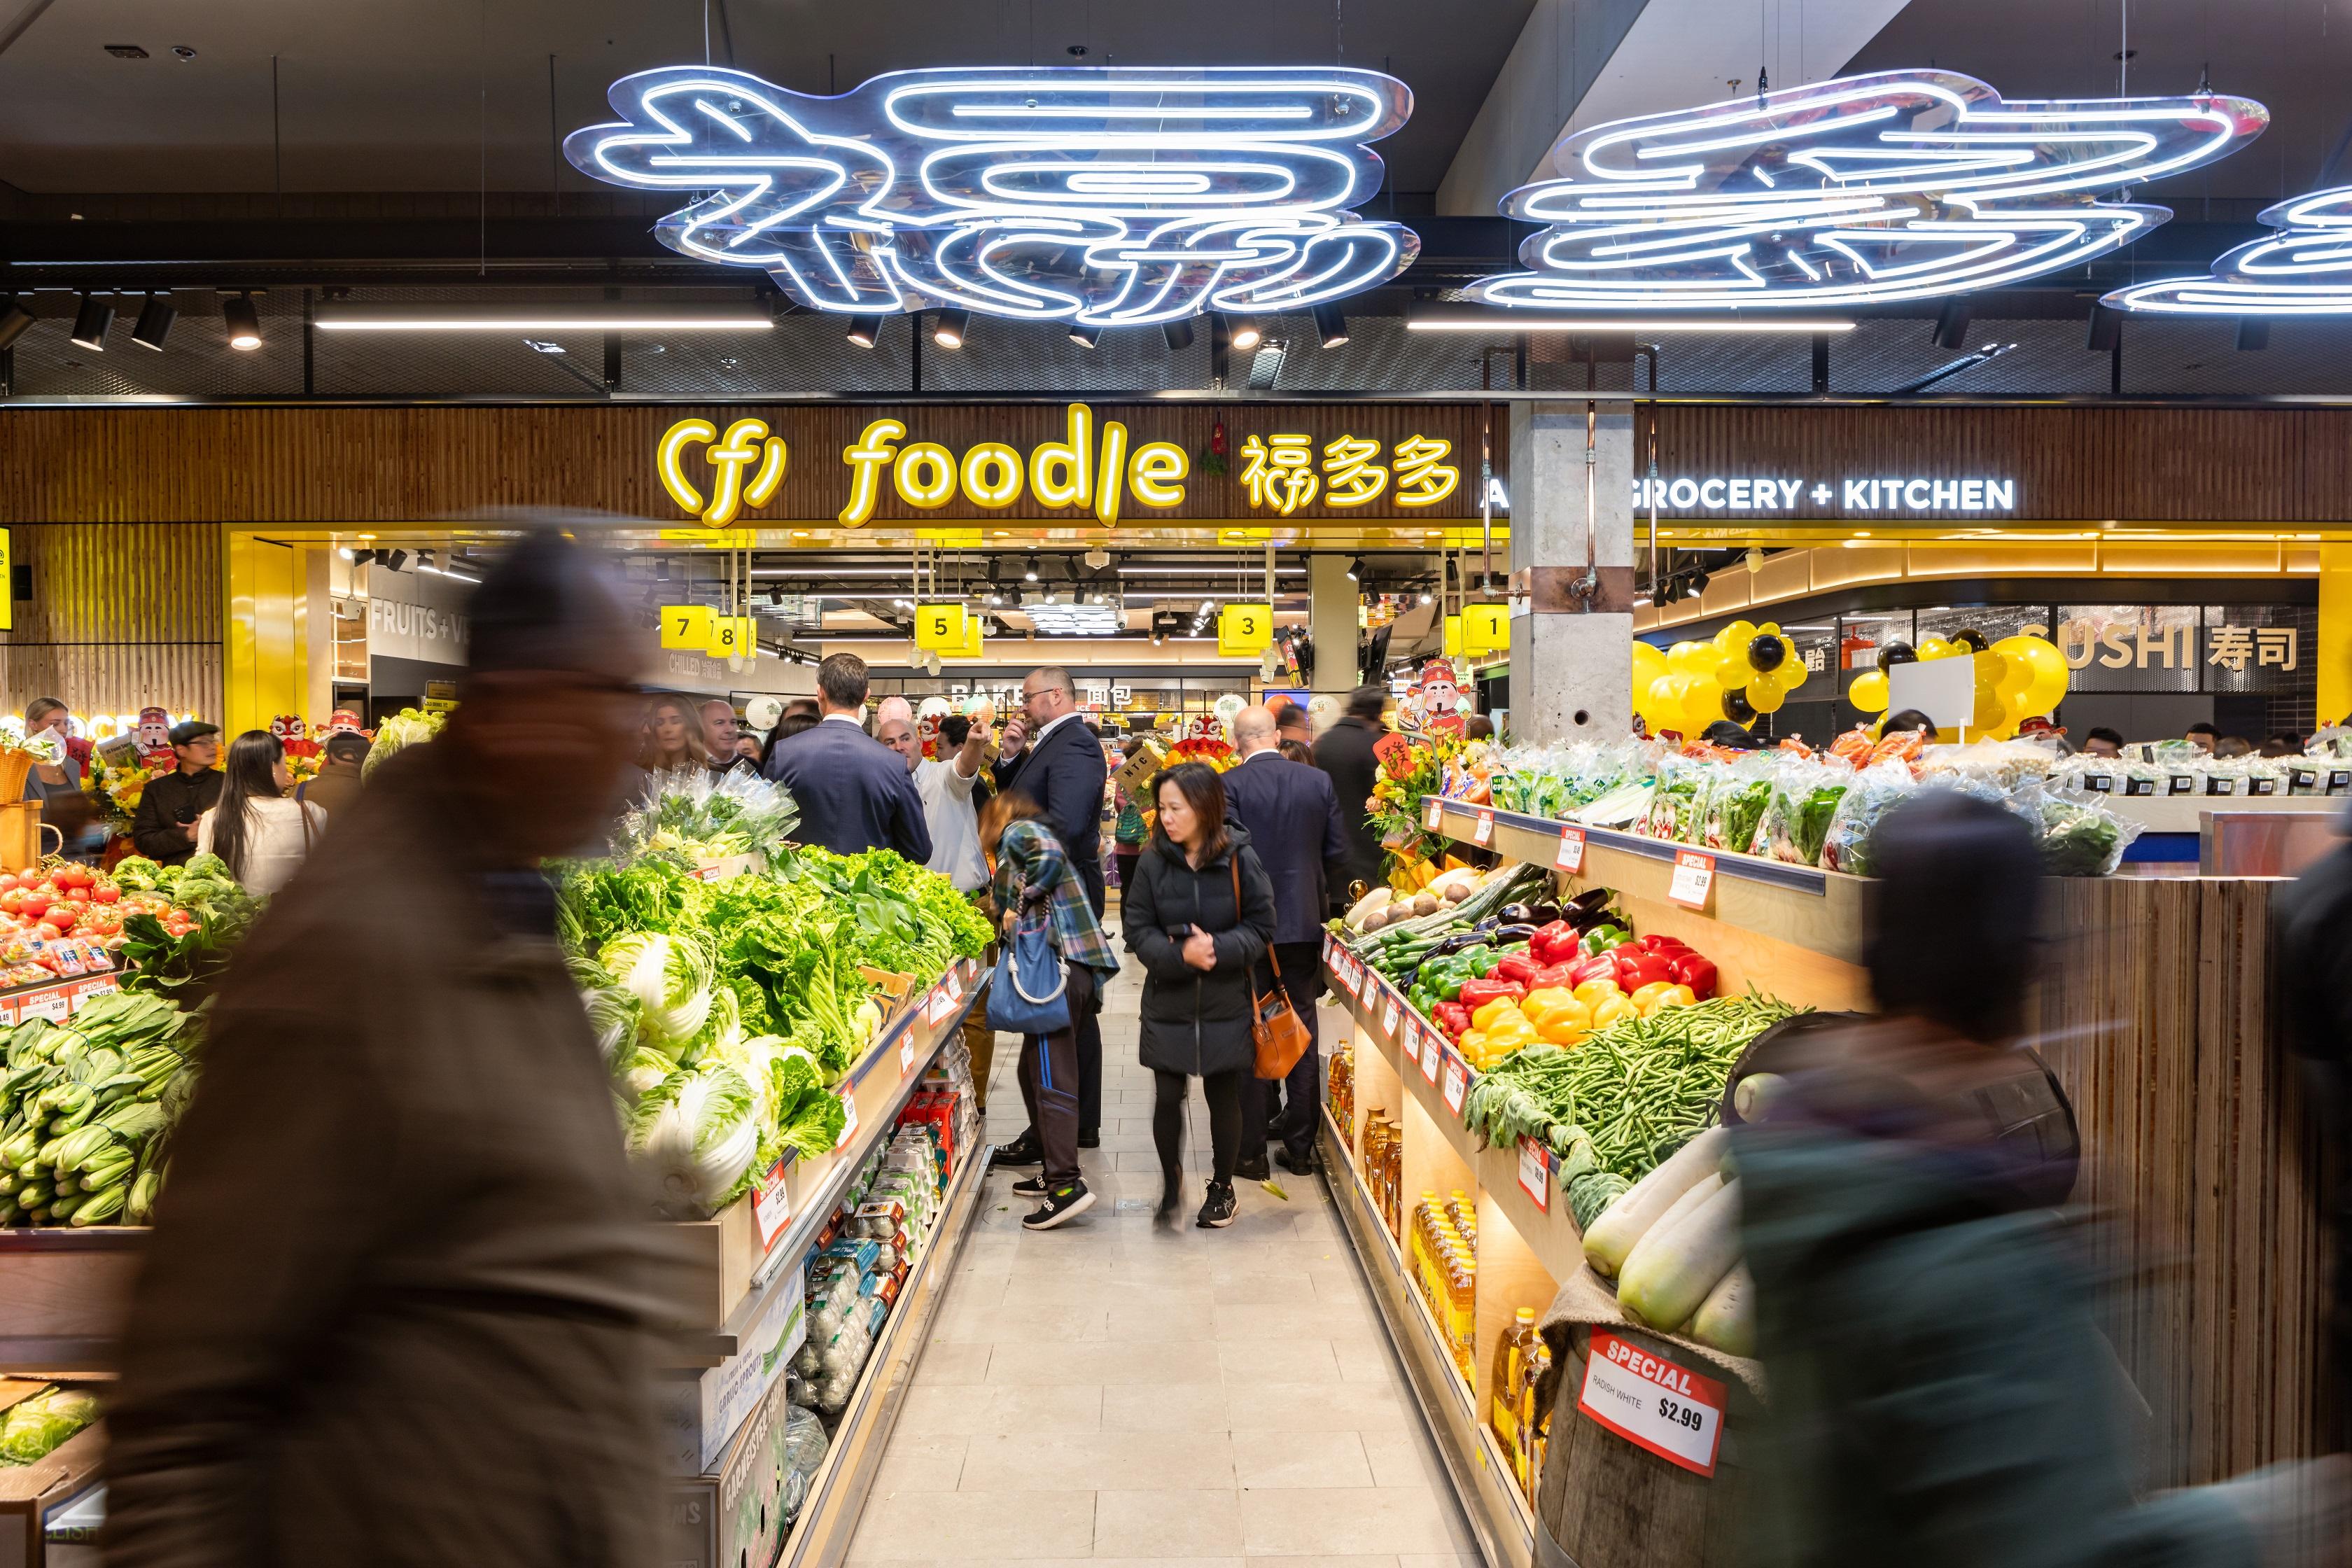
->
xmin=1577 ymin=1331 xmax=1727 ymax=1477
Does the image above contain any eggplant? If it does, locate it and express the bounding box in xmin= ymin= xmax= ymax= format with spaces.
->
xmin=1522 ymin=902 xmax=1565 ymax=927
xmin=1488 ymin=923 xmax=1539 ymax=945
xmin=1432 ymin=932 xmax=1486 ymax=958
xmin=1471 ymin=917 xmax=1500 ymax=935
xmin=1568 ymin=888 xmax=1615 ymax=913
xmin=1497 ymin=902 xmax=1537 ymax=925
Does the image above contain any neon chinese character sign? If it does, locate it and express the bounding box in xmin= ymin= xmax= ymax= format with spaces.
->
xmin=1465 ymin=69 xmax=2266 ymax=312
xmin=565 ymin=65 xmax=1418 ymax=326
xmin=2103 ymin=187 xmax=2352 ymax=316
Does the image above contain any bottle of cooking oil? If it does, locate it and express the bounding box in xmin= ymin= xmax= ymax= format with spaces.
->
xmin=1520 ymin=1330 xmax=1553 ymax=1498
xmin=1445 ymin=1189 xmax=1477 ymax=1249
xmin=1443 ymin=1244 xmax=1477 ymax=1382
xmin=1410 ymin=1192 xmax=1440 ymax=1305
xmin=1490 ymin=1306 xmax=1539 ymax=1485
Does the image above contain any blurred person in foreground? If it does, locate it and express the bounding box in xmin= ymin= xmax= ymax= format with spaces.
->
xmin=296 ymin=728 xmax=370 ymax=821
xmin=107 ymin=530 xmax=694 ymax=1568
xmin=2278 ymin=784 xmax=2352 ymax=1454
xmin=1737 ymin=790 xmax=2346 ymax=1567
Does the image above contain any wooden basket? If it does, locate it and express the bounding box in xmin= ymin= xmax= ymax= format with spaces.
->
xmin=0 ymin=753 xmax=31 ymax=804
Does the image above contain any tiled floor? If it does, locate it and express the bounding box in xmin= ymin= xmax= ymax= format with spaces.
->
xmin=847 ymin=953 xmax=1483 ymax=1568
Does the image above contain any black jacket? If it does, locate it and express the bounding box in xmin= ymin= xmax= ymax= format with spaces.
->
xmin=1313 ymin=715 xmax=1385 ymax=899
xmin=131 ymin=767 xmax=225 ymax=865
xmin=994 ymin=717 xmax=1108 ymax=913
xmin=2275 ymin=831 xmax=2352 ymax=1367
xmin=1219 ymin=750 xmax=1348 ymax=943
xmin=1121 ymin=825 xmax=1278 ymax=1077
xmin=762 ymin=718 xmax=932 ymax=862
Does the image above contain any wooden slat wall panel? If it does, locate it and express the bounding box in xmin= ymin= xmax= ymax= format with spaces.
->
xmin=0 ymin=523 xmax=224 ymax=720
xmin=2029 ymin=878 xmax=2334 ymax=1487
xmin=1656 ymin=405 xmax=2352 ymax=522
xmin=0 ymin=404 xmax=1497 ymax=524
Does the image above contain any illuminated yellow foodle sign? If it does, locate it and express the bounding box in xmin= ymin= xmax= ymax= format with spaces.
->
xmin=658 ymin=418 xmax=788 ymax=527
xmin=1217 ymin=603 xmax=1274 ymax=659
xmin=837 ymin=404 xmax=1188 ymax=526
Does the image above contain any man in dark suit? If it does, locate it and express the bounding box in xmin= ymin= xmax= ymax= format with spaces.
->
xmin=762 ymin=653 xmax=932 ymax=862
xmin=1223 ymin=705 xmax=1348 ymax=1177
xmin=990 ymin=666 xmax=1110 ymax=1155
xmin=1315 ymin=684 xmax=1389 ymax=908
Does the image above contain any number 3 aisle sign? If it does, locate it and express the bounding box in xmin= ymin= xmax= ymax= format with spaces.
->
xmin=1577 ymin=1331 xmax=1726 ymax=1476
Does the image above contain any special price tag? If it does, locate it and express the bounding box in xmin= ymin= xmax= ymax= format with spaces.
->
xmin=1472 ymin=808 xmax=1495 ymax=846
xmin=899 ymin=1034 xmax=918 ymax=1077
xmin=1442 ymin=1057 xmax=1468 ymax=1114
xmin=1555 ymin=826 xmax=1586 ymax=874
xmin=1420 ymin=1031 xmax=1442 ymax=1086
xmin=1424 ymin=796 xmax=1445 ymax=831
xmin=834 ymin=1087 xmax=860 ymax=1150
xmin=1667 ymin=850 xmax=1716 ymax=911
xmin=1577 ymin=1331 xmax=1727 ymax=1478
xmin=1518 ymin=1136 xmax=1549 ymax=1212
xmin=750 ymin=1156 xmax=794 ymax=1251
xmin=18 ymin=986 xmax=70 ymax=1023
xmin=1381 ymin=996 xmax=1401 ymax=1037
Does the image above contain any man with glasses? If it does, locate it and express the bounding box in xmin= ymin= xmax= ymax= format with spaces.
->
xmin=991 ymin=666 xmax=1110 ymax=1152
xmin=130 ymin=720 xmax=225 ymax=867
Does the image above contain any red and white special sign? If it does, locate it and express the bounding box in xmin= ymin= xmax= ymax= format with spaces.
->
xmin=1667 ymin=849 xmax=1717 ymax=911
xmin=1554 ymin=826 xmax=1586 ymax=874
xmin=1577 ymin=1331 xmax=1728 ymax=1477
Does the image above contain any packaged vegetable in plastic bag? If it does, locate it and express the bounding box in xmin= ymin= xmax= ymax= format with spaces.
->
xmin=1754 ymin=754 xmax=1854 ymax=866
xmin=778 ymin=1403 xmax=832 ymax=1521
xmin=1701 ymin=754 xmax=1775 ymax=855
xmin=2022 ymin=781 xmax=2142 ymax=876
xmin=809 ymin=1306 xmax=876 ymax=1416
xmin=1641 ymin=754 xmax=1709 ymax=843
xmin=1819 ymin=761 xmax=1918 ymax=876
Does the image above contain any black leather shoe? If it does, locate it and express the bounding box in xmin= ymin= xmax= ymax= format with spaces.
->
xmin=990 ymin=1133 xmax=1043 ymax=1167
xmin=1278 ymin=1148 xmax=1318 ymax=1176
xmin=1233 ymin=1156 xmax=1272 ymax=1182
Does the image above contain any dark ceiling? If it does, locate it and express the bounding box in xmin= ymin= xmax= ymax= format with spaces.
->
xmin=0 ymin=0 xmax=1538 ymax=197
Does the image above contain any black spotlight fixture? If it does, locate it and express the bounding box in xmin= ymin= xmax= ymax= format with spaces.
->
xmin=130 ymin=291 xmax=176 ymax=351
xmin=223 ymin=293 xmax=262 ymax=351
xmin=2237 ymin=317 xmax=2271 ymax=351
xmin=1161 ymin=318 xmax=1195 ymax=351
xmin=379 ymin=548 xmax=410 ymax=573
xmin=1312 ymin=302 xmax=1349 ymax=348
xmin=69 ymin=293 xmax=113 ymax=351
xmin=932 ymin=308 xmax=969 ymax=349
xmin=1226 ymin=314 xmax=1264 ymax=352
xmin=0 ymin=298 xmax=33 ymax=351
xmin=1932 ymin=298 xmax=1970 ymax=351
xmin=1068 ymin=321 xmax=1102 ymax=349
xmin=844 ymin=313 xmax=883 ymax=348
xmin=2085 ymin=302 xmax=2123 ymax=351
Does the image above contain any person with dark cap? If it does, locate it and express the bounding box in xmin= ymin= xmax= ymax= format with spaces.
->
xmin=108 ymin=528 xmax=697 ymax=1568
xmin=1732 ymin=790 xmax=2346 ymax=1567
xmin=128 ymin=720 xmax=225 ymax=867
xmin=295 ymin=728 xmax=371 ymax=822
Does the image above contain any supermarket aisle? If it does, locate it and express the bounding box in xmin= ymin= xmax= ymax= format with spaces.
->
xmin=849 ymin=959 xmax=1484 ymax=1567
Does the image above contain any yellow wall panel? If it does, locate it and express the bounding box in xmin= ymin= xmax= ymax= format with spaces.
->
xmin=2320 ymin=545 xmax=2352 ymax=729
xmin=0 ymin=523 xmax=223 ymax=721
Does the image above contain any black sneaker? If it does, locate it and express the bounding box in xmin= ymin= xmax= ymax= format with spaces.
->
xmin=1196 ymin=1180 xmax=1238 ymax=1228
xmin=1009 ymin=1174 xmax=1049 ymax=1200
xmin=1278 ymin=1148 xmax=1318 ymax=1176
xmin=991 ymin=1133 xmax=1043 ymax=1167
xmin=1022 ymin=1180 xmax=1097 ymax=1231
xmin=1234 ymin=1155 xmax=1271 ymax=1182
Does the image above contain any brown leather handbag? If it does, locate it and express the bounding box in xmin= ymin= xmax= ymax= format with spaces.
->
xmin=1232 ymin=861 xmax=1313 ymax=1080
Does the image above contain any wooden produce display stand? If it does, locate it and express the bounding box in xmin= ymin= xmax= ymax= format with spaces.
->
xmin=1319 ymin=795 xmax=2332 ymax=1568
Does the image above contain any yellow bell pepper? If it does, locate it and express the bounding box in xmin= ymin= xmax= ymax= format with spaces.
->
xmin=1537 ymin=1016 xmax=1586 ymax=1046
xmin=1590 ymin=994 xmax=1635 ymax=1030
xmin=1630 ymin=981 xmax=1676 ymax=1014
xmin=1488 ymin=1012 xmax=1536 ymax=1040
xmin=1457 ymin=1028 xmax=1488 ymax=1057
xmin=1471 ymin=997 xmax=1518 ymax=1031
xmin=1572 ymin=976 xmax=1623 ymax=1009
xmin=1650 ymin=983 xmax=1698 ymax=1012
xmin=1522 ymin=986 xmax=1576 ymax=1022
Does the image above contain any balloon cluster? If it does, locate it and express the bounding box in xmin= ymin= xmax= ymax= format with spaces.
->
xmin=1632 ymin=620 xmax=1807 ymax=738
xmin=1846 ymin=631 xmax=2069 ymax=740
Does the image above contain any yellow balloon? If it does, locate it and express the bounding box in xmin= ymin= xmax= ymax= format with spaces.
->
xmin=1972 ymin=676 xmax=2004 ymax=732
xmin=1746 ymin=678 xmax=1788 ymax=715
xmin=1917 ymin=636 xmax=1955 ymax=662
xmin=1714 ymin=620 xmax=1758 ymax=660
xmin=1848 ymin=668 xmax=1891 ymax=713
xmin=1645 ymin=673 xmax=1687 ymax=724
xmin=1772 ymin=637 xmax=1805 ymax=694
xmin=1633 ymin=640 xmax=1668 ymax=682
xmin=1684 ymin=673 xmax=1725 ymax=729
xmin=1989 ymin=638 xmax=2035 ymax=698
xmin=1667 ymin=641 xmax=1707 ymax=677
xmin=1759 ymin=622 xmax=1782 ymax=636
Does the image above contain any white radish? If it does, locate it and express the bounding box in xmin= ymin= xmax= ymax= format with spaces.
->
xmin=1616 ymin=1172 xmax=1725 ymax=1288
xmin=1581 ymin=1126 xmax=1730 ymax=1277
xmin=1690 ymin=1262 xmax=1756 ymax=1357
xmin=1618 ymin=1178 xmax=1744 ymax=1332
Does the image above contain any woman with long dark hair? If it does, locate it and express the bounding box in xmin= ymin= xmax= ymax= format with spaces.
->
xmin=195 ymin=730 xmax=326 ymax=895
xmin=1121 ymin=761 xmax=1277 ymax=1227
xmin=636 ymin=693 xmax=710 ymax=776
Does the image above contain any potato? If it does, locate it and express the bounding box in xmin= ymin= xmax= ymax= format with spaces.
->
xmin=1412 ymin=892 xmax=1439 ymax=917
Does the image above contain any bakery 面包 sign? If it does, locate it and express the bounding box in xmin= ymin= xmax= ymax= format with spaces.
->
xmin=652 ymin=402 xmax=1483 ymax=528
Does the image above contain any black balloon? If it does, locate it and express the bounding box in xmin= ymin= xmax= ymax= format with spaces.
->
xmin=1745 ymin=633 xmax=1786 ymax=673
xmin=1950 ymin=628 xmax=1988 ymax=652
xmin=1879 ymin=640 xmax=1919 ymax=667
xmin=1722 ymin=687 xmax=1757 ymax=724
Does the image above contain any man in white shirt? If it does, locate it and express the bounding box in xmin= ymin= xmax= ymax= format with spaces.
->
xmin=878 ymin=712 xmax=988 ymax=891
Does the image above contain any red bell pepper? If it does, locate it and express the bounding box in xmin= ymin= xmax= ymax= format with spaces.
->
xmin=1434 ymin=1000 xmax=1473 ymax=1037
xmin=1634 ymin=933 xmax=1691 ymax=957
xmin=1527 ymin=962 xmax=1575 ymax=991
xmin=1493 ymin=952 xmax=1539 ymax=986
xmin=1667 ymin=954 xmax=1719 ymax=1000
xmin=1530 ymin=920 xmax=1581 ymax=965
xmin=1568 ymin=954 xmax=1617 ymax=988
xmin=1457 ymin=976 xmax=1527 ymax=1012
xmin=1613 ymin=951 xmax=1675 ymax=990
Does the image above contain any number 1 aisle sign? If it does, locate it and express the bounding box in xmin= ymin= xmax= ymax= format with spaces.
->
xmin=1578 ymin=1331 xmax=1726 ymax=1477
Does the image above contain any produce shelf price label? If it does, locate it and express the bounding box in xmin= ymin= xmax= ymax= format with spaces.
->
xmin=1577 ymin=1331 xmax=1726 ymax=1478
xmin=1667 ymin=850 xmax=1717 ymax=911
xmin=1555 ymin=826 xmax=1586 ymax=874
xmin=1442 ymin=1057 xmax=1468 ymax=1114
xmin=899 ymin=1033 xmax=918 ymax=1077
xmin=1517 ymin=1136 xmax=1548 ymax=1211
xmin=1420 ymin=1030 xmax=1442 ymax=1086
xmin=1381 ymin=996 xmax=1401 ymax=1037
xmin=834 ymin=1087 xmax=860 ymax=1149
xmin=1471 ymin=808 xmax=1495 ymax=846
xmin=751 ymin=1156 xmax=794 ymax=1252
xmin=1424 ymin=796 xmax=1445 ymax=831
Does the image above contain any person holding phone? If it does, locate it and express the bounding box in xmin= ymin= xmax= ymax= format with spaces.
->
xmin=130 ymin=720 xmax=225 ymax=867
xmin=1121 ymin=762 xmax=1278 ymax=1228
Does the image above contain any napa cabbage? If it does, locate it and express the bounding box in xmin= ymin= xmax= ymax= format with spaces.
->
xmin=602 ymin=930 xmax=715 ymax=1046
xmin=626 ymin=1064 xmax=760 ymax=1218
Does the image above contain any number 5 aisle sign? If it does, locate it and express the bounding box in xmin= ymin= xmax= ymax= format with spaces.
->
xmin=1577 ymin=1331 xmax=1726 ymax=1476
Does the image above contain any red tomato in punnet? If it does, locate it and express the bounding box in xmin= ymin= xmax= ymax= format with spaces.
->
xmin=92 ymin=885 xmax=120 ymax=904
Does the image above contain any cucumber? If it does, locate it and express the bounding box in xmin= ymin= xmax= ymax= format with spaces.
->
xmin=1617 ymin=1172 xmax=1724 ymax=1287
xmin=1618 ymin=1178 xmax=1743 ymax=1331
xmin=1582 ymin=1126 xmax=1730 ymax=1277
xmin=1690 ymin=1263 xmax=1755 ymax=1357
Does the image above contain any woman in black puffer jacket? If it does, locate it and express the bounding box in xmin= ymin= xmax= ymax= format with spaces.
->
xmin=1122 ymin=762 xmax=1278 ymax=1228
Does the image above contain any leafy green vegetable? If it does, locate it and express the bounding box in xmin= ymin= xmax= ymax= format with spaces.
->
xmin=0 ymin=1386 xmax=99 ymax=1464
xmin=625 ymin=1064 xmax=760 ymax=1219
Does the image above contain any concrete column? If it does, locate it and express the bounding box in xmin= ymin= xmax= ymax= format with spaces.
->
xmin=1309 ymin=554 xmax=1359 ymax=698
xmin=1507 ymin=400 xmax=1634 ymax=744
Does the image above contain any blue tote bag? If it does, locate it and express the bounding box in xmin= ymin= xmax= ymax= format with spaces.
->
xmin=986 ymin=909 xmax=1070 ymax=1035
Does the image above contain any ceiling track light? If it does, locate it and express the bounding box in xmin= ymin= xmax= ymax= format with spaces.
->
xmin=844 ymin=313 xmax=883 ymax=348
xmin=69 ymin=293 xmax=113 ymax=352
xmin=130 ymin=292 xmax=175 ymax=351
xmin=223 ymin=293 xmax=262 ymax=351
xmin=1068 ymin=321 xmax=1102 ymax=349
xmin=0 ymin=298 xmax=33 ymax=351
xmin=2085 ymin=302 xmax=2124 ymax=352
xmin=1161 ymin=318 xmax=1195 ymax=351
xmin=1932 ymin=298 xmax=1971 ymax=351
xmin=1312 ymin=302 xmax=1349 ymax=349
xmin=1225 ymin=314 xmax=1264 ymax=352
xmin=932 ymin=308 xmax=969 ymax=350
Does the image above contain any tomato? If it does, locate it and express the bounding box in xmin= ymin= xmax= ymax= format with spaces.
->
xmin=41 ymin=908 xmax=76 ymax=932
xmin=92 ymin=884 xmax=119 ymax=904
xmin=18 ymin=897 xmax=48 ymax=919
xmin=62 ymin=886 xmax=88 ymax=902
xmin=0 ymin=875 xmax=18 ymax=894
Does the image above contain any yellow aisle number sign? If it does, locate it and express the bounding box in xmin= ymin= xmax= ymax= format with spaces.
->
xmin=706 ymin=615 xmax=756 ymax=661
xmin=913 ymin=603 xmax=969 ymax=652
xmin=1217 ymin=603 xmax=1274 ymax=659
xmin=1463 ymin=603 xmax=1509 ymax=659
xmin=945 ymin=615 xmax=986 ymax=660
xmin=660 ymin=604 xmax=714 ymax=650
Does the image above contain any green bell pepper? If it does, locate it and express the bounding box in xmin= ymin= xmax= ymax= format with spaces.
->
xmin=1465 ymin=946 xmax=1498 ymax=979
xmin=1580 ymin=924 xmax=1630 ymax=956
